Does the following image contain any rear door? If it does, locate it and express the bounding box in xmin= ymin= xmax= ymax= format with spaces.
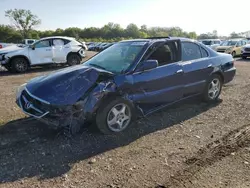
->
xmin=29 ymin=39 xmax=53 ymax=65
xmin=181 ymin=41 xmax=213 ymax=96
xmin=52 ymin=38 xmax=67 ymax=63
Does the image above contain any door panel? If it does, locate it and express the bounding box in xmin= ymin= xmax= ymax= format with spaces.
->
xmin=29 ymin=47 xmax=53 ymax=65
xmin=182 ymin=58 xmax=213 ymax=96
xmin=29 ymin=40 xmax=53 ymax=65
xmin=116 ymin=63 xmax=184 ymax=105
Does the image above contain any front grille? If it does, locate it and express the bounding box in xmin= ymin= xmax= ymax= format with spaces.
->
xmin=245 ymin=48 xmax=250 ymax=52
xmin=19 ymin=89 xmax=49 ymax=118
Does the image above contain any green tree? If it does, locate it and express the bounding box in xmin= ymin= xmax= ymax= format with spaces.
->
xmin=5 ymin=9 xmax=41 ymax=38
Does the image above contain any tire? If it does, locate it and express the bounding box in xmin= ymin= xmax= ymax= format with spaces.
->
xmin=231 ymin=51 xmax=236 ymax=58
xmin=67 ymin=54 xmax=81 ymax=66
xmin=11 ymin=57 xmax=29 ymax=73
xmin=202 ymin=74 xmax=222 ymax=102
xmin=242 ymin=56 xmax=247 ymax=59
xmin=95 ymin=98 xmax=135 ymax=134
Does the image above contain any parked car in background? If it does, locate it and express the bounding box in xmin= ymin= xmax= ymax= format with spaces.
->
xmin=0 ymin=36 xmax=86 ymax=73
xmin=88 ymin=42 xmax=101 ymax=51
xmin=0 ymin=42 xmax=15 ymax=49
xmin=15 ymin=37 xmax=236 ymax=135
xmin=21 ymin=39 xmax=37 ymax=45
xmin=216 ymin=38 xmax=248 ymax=57
xmin=200 ymin=39 xmax=221 ymax=50
xmin=99 ymin=43 xmax=115 ymax=51
xmin=241 ymin=43 xmax=250 ymax=59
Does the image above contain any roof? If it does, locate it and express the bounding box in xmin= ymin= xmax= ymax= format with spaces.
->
xmin=227 ymin=38 xmax=246 ymax=41
xmin=121 ymin=37 xmax=195 ymax=43
xmin=40 ymin=36 xmax=76 ymax=40
xmin=200 ymin=39 xmax=221 ymax=41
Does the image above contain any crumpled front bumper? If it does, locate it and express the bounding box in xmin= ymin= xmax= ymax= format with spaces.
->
xmin=16 ymin=88 xmax=86 ymax=128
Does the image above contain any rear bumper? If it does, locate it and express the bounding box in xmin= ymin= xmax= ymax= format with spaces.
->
xmin=223 ymin=67 xmax=236 ymax=84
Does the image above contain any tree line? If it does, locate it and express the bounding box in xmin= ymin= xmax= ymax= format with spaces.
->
xmin=0 ymin=9 xmax=248 ymax=43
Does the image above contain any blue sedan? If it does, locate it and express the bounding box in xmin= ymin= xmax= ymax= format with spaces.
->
xmin=16 ymin=37 xmax=236 ymax=135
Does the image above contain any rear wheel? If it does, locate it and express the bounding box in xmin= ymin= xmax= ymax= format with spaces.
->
xmin=231 ymin=51 xmax=236 ymax=58
xmin=95 ymin=98 xmax=135 ymax=134
xmin=67 ymin=54 xmax=81 ymax=66
xmin=12 ymin=57 xmax=29 ymax=73
xmin=202 ymin=74 xmax=222 ymax=102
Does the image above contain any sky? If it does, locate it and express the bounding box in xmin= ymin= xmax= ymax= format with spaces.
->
xmin=0 ymin=0 xmax=249 ymax=36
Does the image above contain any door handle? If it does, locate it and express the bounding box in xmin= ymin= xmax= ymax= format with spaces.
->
xmin=207 ymin=64 xmax=212 ymax=68
xmin=176 ymin=69 xmax=183 ymax=74
xmin=46 ymin=49 xmax=51 ymax=51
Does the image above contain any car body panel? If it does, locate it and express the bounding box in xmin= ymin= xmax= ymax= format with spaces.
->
xmin=16 ymin=37 xmax=236 ymax=129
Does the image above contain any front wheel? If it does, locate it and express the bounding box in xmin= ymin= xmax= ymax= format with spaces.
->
xmin=12 ymin=57 xmax=29 ymax=73
xmin=242 ymin=56 xmax=247 ymax=59
xmin=202 ymin=74 xmax=222 ymax=102
xmin=95 ymin=98 xmax=135 ymax=134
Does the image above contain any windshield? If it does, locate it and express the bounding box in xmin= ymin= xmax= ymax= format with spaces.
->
xmin=201 ymin=41 xmax=212 ymax=45
xmin=84 ymin=41 xmax=146 ymax=73
xmin=221 ymin=41 xmax=237 ymax=46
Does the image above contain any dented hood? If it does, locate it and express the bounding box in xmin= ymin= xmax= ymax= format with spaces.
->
xmin=26 ymin=65 xmax=113 ymax=105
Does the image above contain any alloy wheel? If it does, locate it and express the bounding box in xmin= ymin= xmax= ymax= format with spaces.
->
xmin=208 ymin=78 xmax=221 ymax=100
xmin=107 ymin=103 xmax=131 ymax=132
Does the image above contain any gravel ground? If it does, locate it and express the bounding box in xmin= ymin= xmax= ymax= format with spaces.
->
xmin=0 ymin=53 xmax=249 ymax=188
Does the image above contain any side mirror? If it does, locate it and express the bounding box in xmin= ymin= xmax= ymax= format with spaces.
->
xmin=135 ymin=60 xmax=158 ymax=72
xmin=29 ymin=45 xmax=35 ymax=50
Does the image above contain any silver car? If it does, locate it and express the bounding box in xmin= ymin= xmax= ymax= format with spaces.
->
xmin=200 ymin=39 xmax=221 ymax=50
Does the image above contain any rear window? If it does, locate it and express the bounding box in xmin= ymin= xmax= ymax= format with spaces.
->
xmin=201 ymin=47 xmax=208 ymax=57
xmin=182 ymin=42 xmax=201 ymax=61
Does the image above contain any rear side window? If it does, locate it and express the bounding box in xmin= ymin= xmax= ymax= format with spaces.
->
xmin=63 ymin=39 xmax=71 ymax=45
xmin=201 ymin=47 xmax=208 ymax=58
xmin=182 ymin=42 xmax=201 ymax=61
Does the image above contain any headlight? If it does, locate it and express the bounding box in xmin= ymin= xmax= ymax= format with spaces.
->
xmin=0 ymin=53 xmax=7 ymax=60
xmin=16 ymin=83 xmax=27 ymax=100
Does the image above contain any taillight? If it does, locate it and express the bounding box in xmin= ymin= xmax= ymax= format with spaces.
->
xmin=0 ymin=45 xmax=2 ymax=49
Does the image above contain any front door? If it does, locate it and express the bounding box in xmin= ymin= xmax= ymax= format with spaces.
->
xmin=29 ymin=39 xmax=53 ymax=65
xmin=115 ymin=40 xmax=184 ymax=107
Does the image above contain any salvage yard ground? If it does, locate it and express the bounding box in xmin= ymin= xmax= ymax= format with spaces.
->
xmin=0 ymin=51 xmax=249 ymax=188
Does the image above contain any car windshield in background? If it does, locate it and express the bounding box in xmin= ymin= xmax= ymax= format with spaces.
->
xmin=221 ymin=41 xmax=237 ymax=46
xmin=202 ymin=41 xmax=212 ymax=45
xmin=84 ymin=41 xmax=146 ymax=73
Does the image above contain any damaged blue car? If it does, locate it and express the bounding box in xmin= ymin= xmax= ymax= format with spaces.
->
xmin=16 ymin=37 xmax=236 ymax=135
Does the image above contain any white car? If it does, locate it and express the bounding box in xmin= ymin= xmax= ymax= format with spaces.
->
xmin=0 ymin=36 xmax=86 ymax=73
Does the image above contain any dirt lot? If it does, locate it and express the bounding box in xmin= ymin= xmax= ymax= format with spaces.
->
xmin=0 ymin=52 xmax=249 ymax=188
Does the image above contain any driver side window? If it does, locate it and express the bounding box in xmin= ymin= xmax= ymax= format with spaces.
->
xmin=35 ymin=40 xmax=51 ymax=48
xmin=146 ymin=42 xmax=178 ymax=66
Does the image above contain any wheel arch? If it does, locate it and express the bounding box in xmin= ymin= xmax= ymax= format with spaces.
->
xmin=9 ymin=55 xmax=31 ymax=66
xmin=83 ymin=91 xmax=136 ymax=120
xmin=66 ymin=51 xmax=81 ymax=60
xmin=211 ymin=71 xmax=224 ymax=83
